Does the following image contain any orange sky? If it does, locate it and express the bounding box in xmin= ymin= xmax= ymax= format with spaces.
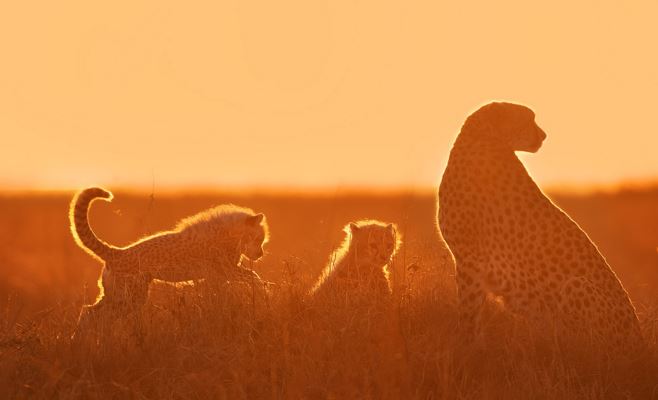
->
xmin=1 ymin=1 xmax=657 ymax=191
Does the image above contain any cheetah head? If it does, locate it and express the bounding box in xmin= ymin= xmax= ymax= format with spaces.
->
xmin=348 ymin=221 xmax=400 ymax=266
xmin=240 ymin=213 xmax=269 ymax=261
xmin=470 ymin=102 xmax=547 ymax=153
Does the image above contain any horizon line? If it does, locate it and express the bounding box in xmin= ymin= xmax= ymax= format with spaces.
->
xmin=1 ymin=179 xmax=657 ymax=197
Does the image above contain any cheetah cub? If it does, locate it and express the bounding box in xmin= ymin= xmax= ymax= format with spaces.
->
xmin=70 ymin=187 xmax=269 ymax=337
xmin=311 ymin=220 xmax=400 ymax=301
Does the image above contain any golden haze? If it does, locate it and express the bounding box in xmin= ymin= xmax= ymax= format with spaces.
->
xmin=1 ymin=1 xmax=657 ymax=190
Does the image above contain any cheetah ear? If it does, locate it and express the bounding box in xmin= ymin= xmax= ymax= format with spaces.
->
xmin=386 ymin=223 xmax=396 ymax=234
xmin=349 ymin=222 xmax=360 ymax=233
xmin=246 ymin=213 xmax=264 ymax=226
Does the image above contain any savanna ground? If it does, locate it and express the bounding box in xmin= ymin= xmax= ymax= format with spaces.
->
xmin=1 ymin=187 xmax=657 ymax=399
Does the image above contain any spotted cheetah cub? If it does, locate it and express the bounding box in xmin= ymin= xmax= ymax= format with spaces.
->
xmin=70 ymin=187 xmax=269 ymax=337
xmin=311 ymin=220 xmax=400 ymax=301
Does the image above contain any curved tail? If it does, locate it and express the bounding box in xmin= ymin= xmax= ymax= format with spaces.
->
xmin=69 ymin=187 xmax=119 ymax=261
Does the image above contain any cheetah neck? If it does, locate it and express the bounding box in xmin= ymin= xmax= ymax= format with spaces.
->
xmin=445 ymin=135 xmax=534 ymax=195
xmin=453 ymin=131 xmax=512 ymax=157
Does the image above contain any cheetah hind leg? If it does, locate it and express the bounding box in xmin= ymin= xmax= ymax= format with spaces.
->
xmin=71 ymin=302 xmax=104 ymax=348
xmin=557 ymin=277 xmax=644 ymax=362
xmin=71 ymin=299 xmax=126 ymax=350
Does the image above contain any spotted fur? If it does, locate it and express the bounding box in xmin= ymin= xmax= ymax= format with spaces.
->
xmin=438 ymin=102 xmax=643 ymax=354
xmin=311 ymin=220 xmax=401 ymax=300
xmin=70 ymin=187 xmax=269 ymax=337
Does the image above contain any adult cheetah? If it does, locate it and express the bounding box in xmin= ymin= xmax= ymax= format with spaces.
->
xmin=437 ymin=102 xmax=642 ymax=353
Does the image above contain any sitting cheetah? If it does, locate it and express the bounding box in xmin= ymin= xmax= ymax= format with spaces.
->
xmin=437 ymin=102 xmax=643 ymax=353
xmin=308 ymin=221 xmax=407 ymax=395
xmin=310 ymin=220 xmax=400 ymax=302
xmin=70 ymin=187 xmax=269 ymax=339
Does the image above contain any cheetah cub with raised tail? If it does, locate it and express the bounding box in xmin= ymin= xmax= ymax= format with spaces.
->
xmin=70 ymin=187 xmax=269 ymax=338
xmin=311 ymin=220 xmax=401 ymax=302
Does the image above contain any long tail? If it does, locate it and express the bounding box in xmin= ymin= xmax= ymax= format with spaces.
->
xmin=69 ymin=187 xmax=119 ymax=261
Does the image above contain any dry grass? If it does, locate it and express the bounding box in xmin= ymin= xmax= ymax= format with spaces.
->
xmin=0 ymin=189 xmax=657 ymax=399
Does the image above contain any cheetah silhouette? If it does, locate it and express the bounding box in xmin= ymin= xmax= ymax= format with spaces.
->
xmin=438 ymin=102 xmax=643 ymax=353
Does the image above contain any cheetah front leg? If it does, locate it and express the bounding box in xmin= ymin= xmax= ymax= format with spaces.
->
xmin=218 ymin=265 xmax=275 ymax=292
xmin=454 ymin=257 xmax=488 ymax=337
xmin=235 ymin=266 xmax=277 ymax=290
xmin=232 ymin=265 xmax=263 ymax=282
